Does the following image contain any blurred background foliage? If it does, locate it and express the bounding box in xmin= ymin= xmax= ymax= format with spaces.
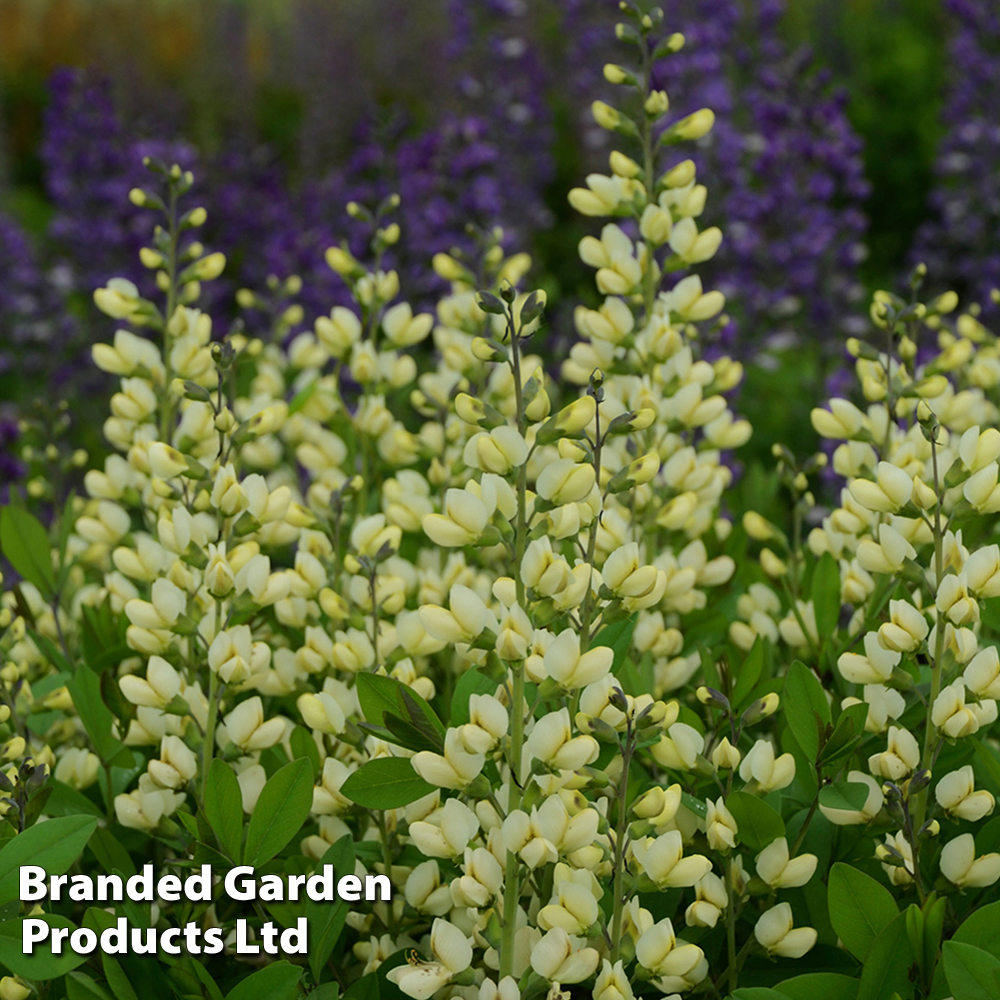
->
xmin=0 ymin=0 xmax=995 ymax=516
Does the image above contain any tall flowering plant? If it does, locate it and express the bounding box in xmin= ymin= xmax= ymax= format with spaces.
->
xmin=0 ymin=6 xmax=996 ymax=1000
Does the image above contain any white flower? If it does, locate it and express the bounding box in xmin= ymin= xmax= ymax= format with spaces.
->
xmin=738 ymin=740 xmax=796 ymax=792
xmin=387 ymin=919 xmax=473 ymax=1000
xmin=939 ymin=833 xmax=1000 ymax=889
xmin=754 ymin=903 xmax=817 ymax=958
xmin=631 ymin=831 xmax=712 ymax=888
xmin=935 ymin=765 xmax=995 ymax=822
xmin=754 ymin=838 xmax=817 ymax=888
xmin=529 ymin=927 xmax=600 ymax=984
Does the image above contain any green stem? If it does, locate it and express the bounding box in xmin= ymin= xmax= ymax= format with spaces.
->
xmin=914 ymin=432 xmax=945 ymax=832
xmin=159 ymin=184 xmax=180 ymax=443
xmin=726 ymin=855 xmax=738 ymax=995
xmin=578 ymin=401 xmax=603 ymax=652
xmin=609 ymin=724 xmax=634 ymax=964
xmin=500 ymin=307 xmax=528 ymax=981
xmin=200 ymin=670 xmax=220 ymax=808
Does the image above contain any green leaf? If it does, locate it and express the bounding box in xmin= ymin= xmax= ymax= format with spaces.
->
xmin=205 ymin=758 xmax=244 ymax=861
xmin=775 ymin=973 xmax=859 ymax=1000
xmin=733 ymin=991 xmax=787 ymax=1000
xmin=732 ymin=636 xmax=766 ymax=707
xmin=819 ymin=782 xmax=871 ymax=813
xmin=341 ymin=757 xmax=434 ymax=810
xmin=66 ymin=667 xmax=133 ymax=768
xmin=0 ymin=914 xmax=89 ymax=979
xmin=67 ymin=972 xmax=115 ymax=1000
xmin=785 ymin=660 xmax=831 ymax=760
xmin=725 ymin=790 xmax=784 ymax=853
xmin=287 ymin=378 xmax=319 ymax=415
xmin=812 ymin=552 xmax=842 ymax=639
xmin=819 ymin=702 xmax=869 ymax=769
xmin=972 ymin=737 xmax=1000 ymax=791
xmin=44 ymin=779 xmax=103 ymax=819
xmin=102 ymin=955 xmax=139 ymax=1000
xmin=289 ymin=725 xmax=321 ymax=778
xmin=828 ymin=862 xmax=898 ymax=962
xmin=356 ymin=673 xmax=405 ymax=729
xmin=223 ymin=961 xmax=302 ymax=1000
xmin=357 ymin=673 xmax=445 ymax=753
xmin=953 ymin=900 xmax=1000 ymax=960
xmin=856 ymin=912 xmax=915 ymax=1000
xmin=189 ymin=961 xmax=225 ymax=1000
xmin=943 ymin=941 xmax=1000 ymax=1000
xmin=308 ymin=834 xmax=355 ymax=981
xmin=343 ymin=972 xmax=379 ymax=1000
xmin=243 ymin=758 xmax=313 ymax=869
xmin=592 ymin=614 xmax=637 ymax=674
xmin=88 ymin=827 xmax=136 ymax=880
xmin=310 ymin=987 xmax=341 ymax=1000
xmin=0 ymin=506 xmax=56 ymax=598
xmin=450 ymin=667 xmax=497 ymax=727
xmin=0 ymin=814 xmax=98 ymax=906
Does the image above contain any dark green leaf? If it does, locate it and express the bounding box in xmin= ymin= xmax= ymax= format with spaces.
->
xmin=828 ymin=862 xmax=898 ymax=962
xmin=308 ymin=835 xmax=355 ymax=981
xmin=855 ymin=912 xmax=915 ymax=1000
xmin=953 ymin=900 xmax=1000 ymax=960
xmin=102 ymin=954 xmax=139 ymax=1000
xmin=819 ymin=782 xmax=871 ymax=814
xmin=67 ymin=972 xmax=114 ymax=1000
xmin=0 ymin=506 xmax=56 ymax=598
xmin=972 ymin=737 xmax=1000 ymax=792
xmin=356 ymin=673 xmax=403 ymax=729
xmin=289 ymin=725 xmax=321 ymax=778
xmin=812 ymin=552 xmax=842 ymax=639
xmin=942 ymin=940 xmax=1000 ymax=1000
xmin=357 ymin=673 xmax=445 ymax=741
xmin=42 ymin=779 xmax=102 ymax=819
xmin=0 ymin=914 xmax=89 ymax=979
xmin=341 ymin=757 xmax=434 ymax=810
xmin=0 ymin=814 xmax=98 ymax=906
xmin=785 ymin=660 xmax=831 ymax=760
xmin=380 ymin=712 xmax=442 ymax=754
xmin=205 ymin=758 xmax=244 ymax=861
xmin=775 ymin=972 xmax=859 ymax=1000
xmin=223 ymin=961 xmax=302 ymax=1000
xmin=66 ymin=667 xmax=133 ymax=768
xmin=450 ymin=667 xmax=497 ymax=727
xmin=733 ymin=636 xmax=766 ymax=707
xmin=344 ymin=972 xmax=380 ymax=1000
xmin=592 ymin=614 xmax=637 ymax=674
xmin=243 ymin=758 xmax=313 ymax=869
xmin=726 ymin=790 xmax=784 ymax=853
xmin=819 ymin=702 xmax=869 ymax=769
xmin=88 ymin=827 xmax=136 ymax=880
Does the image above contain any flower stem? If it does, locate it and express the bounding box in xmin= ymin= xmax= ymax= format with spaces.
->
xmin=500 ymin=305 xmax=528 ymax=981
xmin=200 ymin=670 xmax=220 ymax=808
xmin=609 ymin=720 xmax=634 ymax=964
xmin=914 ymin=429 xmax=945 ymax=832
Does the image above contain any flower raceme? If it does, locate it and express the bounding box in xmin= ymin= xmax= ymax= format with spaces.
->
xmin=18 ymin=7 xmax=992 ymax=1000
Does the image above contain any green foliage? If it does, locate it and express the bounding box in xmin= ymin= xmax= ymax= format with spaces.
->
xmin=243 ymin=759 xmax=313 ymax=869
xmin=341 ymin=756 xmax=435 ymax=810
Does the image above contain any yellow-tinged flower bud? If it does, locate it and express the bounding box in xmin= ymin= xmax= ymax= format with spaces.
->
xmin=673 ymin=108 xmax=714 ymax=140
xmin=592 ymin=100 xmax=621 ymax=131
xmin=0 ymin=978 xmax=30 ymax=1000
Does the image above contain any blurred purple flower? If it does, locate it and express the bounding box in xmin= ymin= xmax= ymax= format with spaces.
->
xmin=911 ymin=0 xmax=1000 ymax=316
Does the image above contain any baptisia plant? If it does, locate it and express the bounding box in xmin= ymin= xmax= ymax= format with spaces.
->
xmin=728 ymin=264 xmax=1000 ymax=999
xmin=3 ymin=6 xmax=995 ymax=1000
